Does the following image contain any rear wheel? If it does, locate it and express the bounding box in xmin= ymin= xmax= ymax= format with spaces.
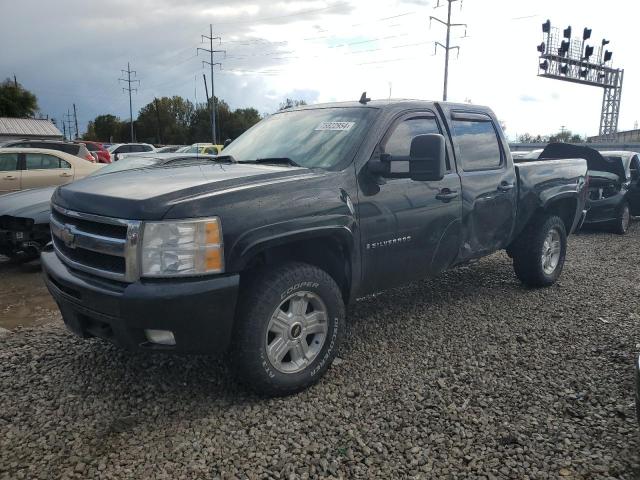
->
xmin=511 ymin=214 xmax=567 ymax=288
xmin=612 ymin=201 xmax=630 ymax=235
xmin=232 ymin=262 xmax=345 ymax=396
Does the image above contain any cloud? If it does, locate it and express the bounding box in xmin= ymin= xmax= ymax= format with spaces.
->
xmin=1 ymin=0 xmax=638 ymax=139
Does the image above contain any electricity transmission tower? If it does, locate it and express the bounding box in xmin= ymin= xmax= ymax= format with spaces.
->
xmin=430 ymin=0 xmax=467 ymax=101
xmin=198 ymin=24 xmax=225 ymax=144
xmin=119 ymin=62 xmax=140 ymax=142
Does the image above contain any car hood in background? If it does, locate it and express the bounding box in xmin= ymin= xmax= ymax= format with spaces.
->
xmin=0 ymin=187 xmax=55 ymax=222
xmin=53 ymin=162 xmax=322 ymax=220
xmin=539 ymin=143 xmax=627 ymax=180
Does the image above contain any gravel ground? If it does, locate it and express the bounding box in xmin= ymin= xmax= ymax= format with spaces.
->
xmin=1 ymin=226 xmax=639 ymax=479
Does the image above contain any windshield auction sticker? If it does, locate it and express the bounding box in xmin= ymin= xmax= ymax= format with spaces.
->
xmin=314 ymin=121 xmax=355 ymax=131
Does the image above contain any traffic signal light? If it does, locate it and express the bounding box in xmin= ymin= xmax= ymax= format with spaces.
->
xmin=559 ymin=40 xmax=570 ymax=56
xmin=539 ymin=60 xmax=549 ymax=71
xmin=560 ymin=64 xmax=569 ymax=75
xmin=584 ymin=45 xmax=594 ymax=60
xmin=542 ymin=20 xmax=551 ymax=33
xmin=583 ymin=28 xmax=592 ymax=41
xmin=603 ymin=50 xmax=613 ymax=62
xmin=537 ymin=42 xmax=546 ymax=54
xmin=563 ymin=26 xmax=572 ymax=39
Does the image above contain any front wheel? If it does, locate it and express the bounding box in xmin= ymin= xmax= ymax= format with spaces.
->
xmin=512 ymin=215 xmax=567 ymax=288
xmin=232 ymin=262 xmax=345 ymax=396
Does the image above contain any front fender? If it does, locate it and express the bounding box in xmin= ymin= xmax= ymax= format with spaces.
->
xmin=227 ymin=215 xmax=356 ymax=272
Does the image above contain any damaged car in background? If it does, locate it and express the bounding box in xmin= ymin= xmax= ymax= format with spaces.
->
xmin=0 ymin=154 xmax=219 ymax=262
xmin=520 ymin=143 xmax=640 ymax=234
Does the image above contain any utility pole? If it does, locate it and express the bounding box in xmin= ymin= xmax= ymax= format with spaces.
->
xmin=73 ymin=103 xmax=79 ymax=139
xmin=64 ymin=109 xmax=74 ymax=141
xmin=430 ymin=0 xmax=467 ymax=101
xmin=198 ymin=25 xmax=225 ymax=145
xmin=119 ymin=62 xmax=140 ymax=142
xmin=153 ymin=98 xmax=163 ymax=145
xmin=62 ymin=121 xmax=67 ymax=141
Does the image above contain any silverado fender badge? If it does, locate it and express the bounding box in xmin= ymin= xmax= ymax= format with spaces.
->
xmin=366 ymin=236 xmax=412 ymax=250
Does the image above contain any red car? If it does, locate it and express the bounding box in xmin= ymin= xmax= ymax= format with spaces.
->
xmin=76 ymin=141 xmax=111 ymax=163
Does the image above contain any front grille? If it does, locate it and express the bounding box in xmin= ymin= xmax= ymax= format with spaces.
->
xmin=50 ymin=205 xmax=141 ymax=282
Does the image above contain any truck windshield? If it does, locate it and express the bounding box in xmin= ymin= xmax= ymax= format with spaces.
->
xmin=222 ymin=107 xmax=378 ymax=170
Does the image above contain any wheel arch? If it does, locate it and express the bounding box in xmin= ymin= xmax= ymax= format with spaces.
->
xmin=232 ymin=227 xmax=356 ymax=303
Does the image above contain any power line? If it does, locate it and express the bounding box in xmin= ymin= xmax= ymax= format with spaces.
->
xmin=198 ymin=24 xmax=225 ymax=144
xmin=119 ymin=62 xmax=140 ymax=142
xmin=430 ymin=0 xmax=467 ymax=101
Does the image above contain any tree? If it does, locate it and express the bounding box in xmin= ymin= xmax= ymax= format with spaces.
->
xmin=135 ymin=96 xmax=195 ymax=144
xmin=83 ymin=114 xmax=125 ymax=142
xmin=278 ymin=98 xmax=307 ymax=111
xmin=0 ymin=78 xmax=38 ymax=117
xmin=549 ymin=130 xmax=583 ymax=144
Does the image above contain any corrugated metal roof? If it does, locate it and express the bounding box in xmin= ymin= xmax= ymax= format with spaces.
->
xmin=0 ymin=117 xmax=63 ymax=138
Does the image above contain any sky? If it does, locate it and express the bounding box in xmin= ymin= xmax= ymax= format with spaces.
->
xmin=1 ymin=0 xmax=637 ymax=140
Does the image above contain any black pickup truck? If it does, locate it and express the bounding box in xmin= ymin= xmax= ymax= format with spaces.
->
xmin=42 ymin=99 xmax=588 ymax=395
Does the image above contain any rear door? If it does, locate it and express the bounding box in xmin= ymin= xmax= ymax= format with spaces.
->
xmin=358 ymin=111 xmax=462 ymax=293
xmin=439 ymin=107 xmax=517 ymax=260
xmin=628 ymin=155 xmax=640 ymax=215
xmin=21 ymin=152 xmax=74 ymax=189
xmin=0 ymin=152 xmax=21 ymax=192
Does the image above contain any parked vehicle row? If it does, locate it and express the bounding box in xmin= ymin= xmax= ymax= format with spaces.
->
xmin=0 ymin=154 xmax=217 ymax=261
xmin=0 ymin=148 xmax=102 ymax=194
xmin=1 ymin=139 xmax=97 ymax=163
xmin=40 ymin=99 xmax=590 ymax=396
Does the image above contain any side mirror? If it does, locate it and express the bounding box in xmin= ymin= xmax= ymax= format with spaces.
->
xmin=223 ymin=139 xmax=232 ymax=148
xmin=409 ymin=134 xmax=446 ymax=181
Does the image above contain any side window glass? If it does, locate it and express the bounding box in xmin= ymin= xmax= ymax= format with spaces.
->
xmin=0 ymin=153 xmax=18 ymax=171
xmin=61 ymin=159 xmax=72 ymax=169
xmin=452 ymin=119 xmax=502 ymax=171
xmin=143 ymin=145 xmax=153 ymax=152
xmin=384 ymin=117 xmax=441 ymax=157
xmin=25 ymin=153 xmax=62 ymax=170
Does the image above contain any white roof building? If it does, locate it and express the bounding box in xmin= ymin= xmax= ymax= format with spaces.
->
xmin=0 ymin=117 xmax=63 ymax=142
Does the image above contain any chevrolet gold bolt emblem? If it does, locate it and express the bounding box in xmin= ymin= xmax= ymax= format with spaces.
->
xmin=60 ymin=227 xmax=76 ymax=249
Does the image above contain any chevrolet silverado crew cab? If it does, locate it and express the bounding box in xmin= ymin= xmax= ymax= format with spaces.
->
xmin=42 ymin=99 xmax=589 ymax=396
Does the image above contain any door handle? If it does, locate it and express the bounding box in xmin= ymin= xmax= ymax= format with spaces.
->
xmin=436 ymin=189 xmax=459 ymax=201
xmin=3 ymin=175 xmax=17 ymax=180
xmin=497 ymin=183 xmax=515 ymax=192
xmin=60 ymin=172 xmax=73 ymax=177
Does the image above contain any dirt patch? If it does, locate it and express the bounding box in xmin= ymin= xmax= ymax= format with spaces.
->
xmin=0 ymin=255 xmax=58 ymax=330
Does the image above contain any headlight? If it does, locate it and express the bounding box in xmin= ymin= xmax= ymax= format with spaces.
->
xmin=141 ymin=217 xmax=223 ymax=277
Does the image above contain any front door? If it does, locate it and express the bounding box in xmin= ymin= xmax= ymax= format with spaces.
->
xmin=440 ymin=108 xmax=517 ymax=260
xmin=21 ymin=152 xmax=74 ymax=189
xmin=357 ymin=112 xmax=463 ymax=294
xmin=0 ymin=152 xmax=21 ymax=193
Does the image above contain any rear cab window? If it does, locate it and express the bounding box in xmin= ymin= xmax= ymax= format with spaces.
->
xmin=451 ymin=114 xmax=503 ymax=171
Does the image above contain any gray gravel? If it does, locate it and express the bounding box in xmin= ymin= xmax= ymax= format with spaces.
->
xmin=1 ymin=225 xmax=640 ymax=479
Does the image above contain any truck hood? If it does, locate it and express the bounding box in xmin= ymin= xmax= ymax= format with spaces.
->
xmin=0 ymin=187 xmax=55 ymax=223
xmin=52 ymin=162 xmax=322 ymax=220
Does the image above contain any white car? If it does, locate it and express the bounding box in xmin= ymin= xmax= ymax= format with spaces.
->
xmin=108 ymin=143 xmax=156 ymax=161
xmin=0 ymin=148 xmax=103 ymax=194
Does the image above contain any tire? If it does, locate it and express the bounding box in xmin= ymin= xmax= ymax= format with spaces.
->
xmin=232 ymin=262 xmax=345 ymax=396
xmin=511 ymin=214 xmax=567 ymax=288
xmin=612 ymin=201 xmax=630 ymax=235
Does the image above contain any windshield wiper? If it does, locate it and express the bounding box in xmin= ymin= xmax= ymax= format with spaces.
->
xmin=251 ymin=157 xmax=301 ymax=167
xmin=209 ymin=155 xmax=236 ymax=163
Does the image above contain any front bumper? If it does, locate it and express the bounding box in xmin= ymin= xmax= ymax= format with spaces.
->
xmin=41 ymin=248 xmax=240 ymax=354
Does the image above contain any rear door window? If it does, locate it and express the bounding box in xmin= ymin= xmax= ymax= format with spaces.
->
xmin=141 ymin=145 xmax=154 ymax=152
xmin=25 ymin=153 xmax=67 ymax=169
xmin=452 ymin=119 xmax=503 ymax=171
xmin=0 ymin=152 xmax=19 ymax=171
